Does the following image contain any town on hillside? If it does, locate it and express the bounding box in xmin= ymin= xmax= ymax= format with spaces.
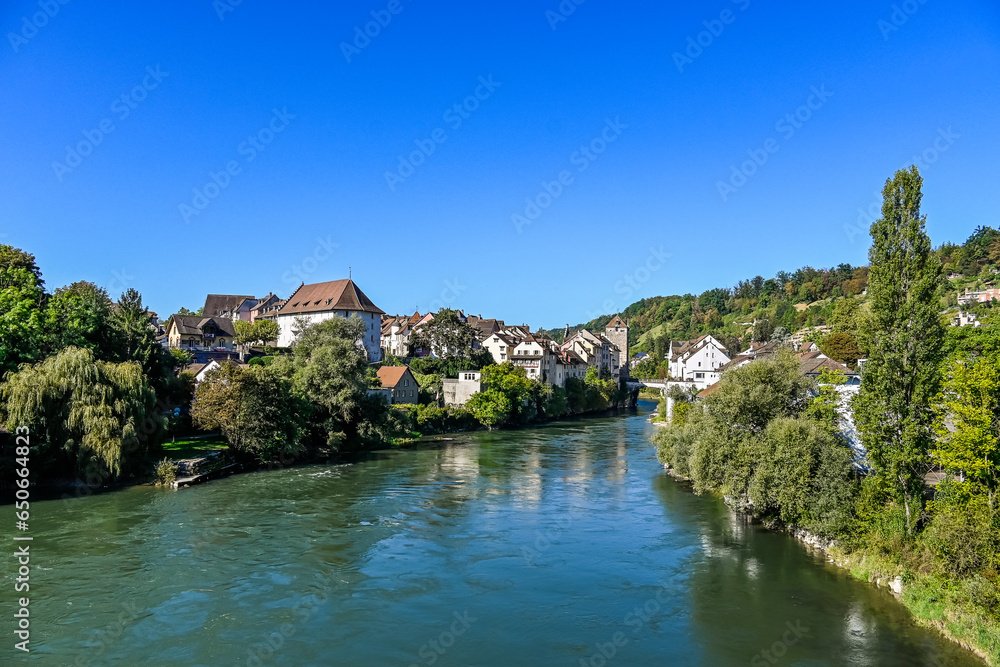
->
xmin=156 ymin=273 xmax=882 ymax=418
xmin=156 ymin=279 xmax=633 ymax=408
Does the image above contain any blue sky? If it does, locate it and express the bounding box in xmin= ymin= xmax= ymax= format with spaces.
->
xmin=3 ymin=1 xmax=998 ymax=328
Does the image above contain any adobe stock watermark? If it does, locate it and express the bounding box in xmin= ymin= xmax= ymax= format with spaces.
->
xmin=73 ymin=602 xmax=143 ymax=666
xmin=717 ymin=84 xmax=833 ymax=202
xmin=673 ymin=0 xmax=752 ymax=73
xmin=585 ymin=245 xmax=670 ymax=321
xmin=878 ymin=0 xmax=929 ymax=40
xmin=179 ymin=107 xmax=295 ymax=224
xmin=843 ymin=126 xmax=958 ymax=244
xmin=52 ymin=65 xmax=169 ymax=182
xmin=385 ymin=75 xmax=502 ymax=192
xmin=521 ymin=515 xmax=572 ymax=565
xmin=511 ymin=116 xmax=627 ymax=234
xmin=213 ymin=0 xmax=244 ymax=21
xmin=545 ymin=0 xmax=587 ymax=31
xmin=282 ymin=236 xmax=339 ymax=286
xmin=108 ymin=268 xmax=135 ymax=296
xmin=750 ymin=620 xmax=810 ymax=666
xmin=407 ymin=610 xmax=476 ymax=667
xmin=340 ymin=0 xmax=409 ymax=63
xmin=237 ymin=570 xmax=342 ymax=666
xmin=579 ymin=579 xmax=683 ymax=667
xmin=7 ymin=0 xmax=71 ymax=53
xmin=426 ymin=277 xmax=466 ymax=312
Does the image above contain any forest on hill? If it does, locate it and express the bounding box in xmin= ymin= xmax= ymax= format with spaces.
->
xmin=543 ymin=224 xmax=1000 ymax=368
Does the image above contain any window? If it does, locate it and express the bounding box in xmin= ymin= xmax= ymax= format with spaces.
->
xmin=410 ymin=390 xmax=414 ymax=397
xmin=696 ymin=372 xmax=705 ymax=379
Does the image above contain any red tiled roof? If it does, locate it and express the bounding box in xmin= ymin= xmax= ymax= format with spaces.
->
xmin=376 ymin=366 xmax=411 ymax=388
xmin=280 ymin=279 xmax=383 ymax=316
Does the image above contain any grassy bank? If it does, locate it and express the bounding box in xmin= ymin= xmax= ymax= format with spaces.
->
xmin=160 ymin=435 xmax=229 ymax=460
xmin=829 ymin=546 xmax=1000 ymax=665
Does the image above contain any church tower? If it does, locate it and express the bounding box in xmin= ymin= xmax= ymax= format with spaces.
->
xmin=605 ymin=314 xmax=629 ymax=380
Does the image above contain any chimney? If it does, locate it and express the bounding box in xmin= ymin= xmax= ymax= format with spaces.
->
xmin=564 ymin=323 xmax=570 ymax=340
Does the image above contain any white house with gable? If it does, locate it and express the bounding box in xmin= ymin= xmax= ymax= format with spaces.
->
xmin=276 ymin=279 xmax=384 ymax=362
xmin=667 ymin=335 xmax=731 ymax=388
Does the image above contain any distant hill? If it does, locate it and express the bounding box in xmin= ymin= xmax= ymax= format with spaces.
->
xmin=540 ymin=225 xmax=1000 ymax=357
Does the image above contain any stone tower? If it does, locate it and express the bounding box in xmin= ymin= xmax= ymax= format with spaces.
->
xmin=605 ymin=314 xmax=629 ymax=380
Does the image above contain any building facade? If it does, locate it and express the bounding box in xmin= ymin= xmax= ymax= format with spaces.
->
xmin=276 ymin=279 xmax=384 ymax=361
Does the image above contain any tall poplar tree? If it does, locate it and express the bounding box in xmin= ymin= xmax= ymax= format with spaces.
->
xmin=854 ymin=166 xmax=944 ymax=533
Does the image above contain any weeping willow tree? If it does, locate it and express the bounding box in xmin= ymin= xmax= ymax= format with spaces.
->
xmin=1 ymin=346 xmax=157 ymax=479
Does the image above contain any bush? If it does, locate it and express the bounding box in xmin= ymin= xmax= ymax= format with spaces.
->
xmin=923 ymin=483 xmax=1000 ymax=578
xmin=154 ymin=458 xmax=178 ymax=486
xmin=398 ymin=404 xmax=479 ymax=435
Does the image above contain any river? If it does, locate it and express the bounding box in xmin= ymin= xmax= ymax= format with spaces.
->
xmin=12 ymin=400 xmax=982 ymax=666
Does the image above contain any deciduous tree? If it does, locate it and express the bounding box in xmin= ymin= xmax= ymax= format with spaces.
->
xmin=854 ymin=167 xmax=945 ymax=534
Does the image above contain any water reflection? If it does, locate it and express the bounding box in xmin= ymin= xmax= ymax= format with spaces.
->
xmin=18 ymin=405 xmax=984 ymax=666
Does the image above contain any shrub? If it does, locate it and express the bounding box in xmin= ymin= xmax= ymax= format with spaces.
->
xmin=154 ymin=458 xmax=178 ymax=487
xmin=923 ymin=482 xmax=1000 ymax=578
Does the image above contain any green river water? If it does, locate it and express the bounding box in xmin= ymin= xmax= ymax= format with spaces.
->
xmin=5 ymin=400 xmax=983 ymax=666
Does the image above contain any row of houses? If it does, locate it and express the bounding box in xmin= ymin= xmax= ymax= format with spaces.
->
xmin=161 ymin=277 xmax=633 ymax=407
xmin=958 ymin=286 xmax=1000 ymax=305
xmin=162 ymin=280 xmax=384 ymax=362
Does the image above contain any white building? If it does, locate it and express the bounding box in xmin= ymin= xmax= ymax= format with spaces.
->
xmin=276 ymin=279 xmax=384 ymax=361
xmin=562 ymin=329 xmax=620 ymax=379
xmin=480 ymin=332 xmax=518 ymax=364
xmin=443 ymin=371 xmax=484 ymax=407
xmin=667 ymin=335 xmax=731 ymax=388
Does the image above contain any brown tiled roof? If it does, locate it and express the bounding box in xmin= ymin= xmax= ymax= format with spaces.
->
xmin=203 ymin=294 xmax=255 ymax=318
xmin=717 ymin=355 xmax=753 ymax=372
xmin=376 ymin=366 xmax=411 ymax=388
xmin=181 ymin=363 xmax=209 ymax=377
xmin=279 ymin=279 xmax=384 ymax=316
xmin=697 ymin=382 xmax=721 ymax=398
xmin=168 ymin=315 xmax=237 ymax=337
xmin=800 ymin=357 xmax=856 ymax=376
xmin=607 ymin=314 xmax=627 ymax=328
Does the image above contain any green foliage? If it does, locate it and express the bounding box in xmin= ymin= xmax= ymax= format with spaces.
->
xmin=544 ymin=386 xmax=568 ymax=418
xmin=409 ymin=309 xmax=477 ymax=358
xmin=1 ymin=347 xmax=157 ymax=479
xmin=191 ymin=362 xmax=303 ymax=463
xmin=398 ymin=404 xmax=479 ymax=435
xmin=923 ymin=482 xmax=1000 ymax=578
xmin=934 ymin=355 xmax=1000 ymax=492
xmin=234 ymin=319 xmax=280 ymax=348
xmin=855 ymin=167 xmax=945 ymax=534
xmin=44 ymin=281 xmax=114 ymax=357
xmin=168 ymin=348 xmax=194 ymax=368
xmin=0 ymin=252 xmax=46 ymax=376
xmin=820 ymin=332 xmax=863 ymax=367
xmin=154 ymin=458 xmax=178 ymax=486
xmin=109 ymin=288 xmax=174 ymax=392
xmin=653 ymin=352 xmax=854 ymax=536
xmin=805 ymin=368 xmax=847 ymax=432
xmin=275 ymin=316 xmax=407 ymax=450
xmin=467 ymin=388 xmax=512 ymax=429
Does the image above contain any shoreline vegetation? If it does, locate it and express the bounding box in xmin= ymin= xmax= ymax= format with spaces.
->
xmin=651 ymin=168 xmax=1000 ymax=665
xmin=0 ymin=259 xmax=633 ymax=494
xmin=13 ymin=402 xmax=636 ymax=498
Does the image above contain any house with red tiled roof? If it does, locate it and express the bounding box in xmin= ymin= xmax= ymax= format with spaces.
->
xmin=276 ymin=279 xmax=384 ymax=361
xmin=376 ymin=366 xmax=419 ymax=404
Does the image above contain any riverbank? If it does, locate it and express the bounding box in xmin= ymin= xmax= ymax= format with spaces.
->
xmin=661 ymin=462 xmax=996 ymax=665
xmin=13 ymin=404 xmax=639 ymax=499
